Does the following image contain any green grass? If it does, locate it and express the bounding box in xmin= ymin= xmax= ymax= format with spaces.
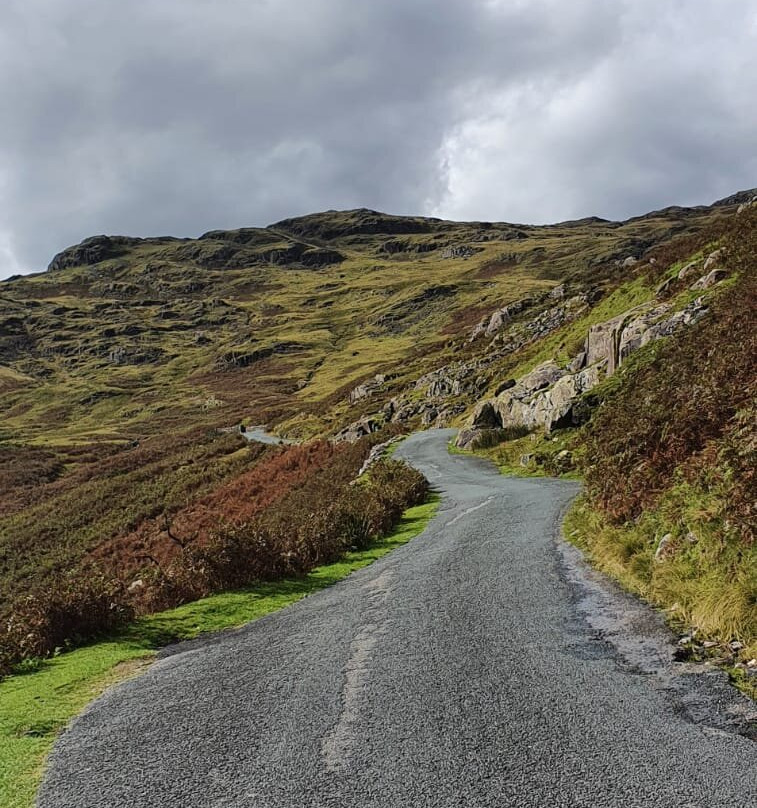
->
xmin=563 ymin=494 xmax=757 ymax=694
xmin=452 ymin=430 xmax=580 ymax=479
xmin=0 ymin=494 xmax=439 ymax=808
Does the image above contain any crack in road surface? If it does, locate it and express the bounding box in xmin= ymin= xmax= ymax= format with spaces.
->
xmin=321 ymin=570 xmax=393 ymax=772
xmin=37 ymin=430 xmax=756 ymax=808
xmin=448 ymin=495 xmax=495 ymax=526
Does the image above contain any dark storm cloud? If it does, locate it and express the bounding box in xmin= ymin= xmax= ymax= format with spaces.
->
xmin=0 ymin=0 xmax=755 ymax=277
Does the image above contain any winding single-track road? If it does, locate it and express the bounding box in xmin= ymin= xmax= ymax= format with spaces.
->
xmin=38 ymin=429 xmax=756 ymax=807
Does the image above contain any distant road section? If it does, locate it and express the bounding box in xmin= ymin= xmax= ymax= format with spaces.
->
xmin=38 ymin=430 xmax=756 ymax=807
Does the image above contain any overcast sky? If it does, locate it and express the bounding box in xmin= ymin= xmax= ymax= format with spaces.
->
xmin=1 ymin=0 xmax=756 ymax=278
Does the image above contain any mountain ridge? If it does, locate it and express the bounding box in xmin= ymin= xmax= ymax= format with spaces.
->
xmin=27 ymin=186 xmax=754 ymax=277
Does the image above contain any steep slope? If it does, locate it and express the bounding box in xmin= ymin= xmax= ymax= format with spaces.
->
xmin=455 ymin=202 xmax=757 ymax=678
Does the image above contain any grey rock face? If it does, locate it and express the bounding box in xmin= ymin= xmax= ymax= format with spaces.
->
xmin=462 ymin=297 xmax=709 ymax=443
xmin=334 ymin=416 xmax=382 ymax=442
xmin=349 ymin=374 xmax=392 ymax=404
xmin=677 ymin=260 xmax=702 ymax=281
xmin=466 ymin=361 xmax=602 ymax=437
xmin=48 ymin=235 xmax=139 ymax=271
xmin=470 ymin=298 xmax=531 ymax=341
xmin=586 ymin=299 xmax=708 ymax=377
xmin=702 ymin=249 xmax=723 ymax=272
xmin=585 ymin=313 xmax=626 ymax=374
xmin=440 ymin=245 xmax=480 ymax=260
xmin=455 ymin=427 xmax=485 ymax=450
xmin=690 ymin=268 xmax=728 ymax=290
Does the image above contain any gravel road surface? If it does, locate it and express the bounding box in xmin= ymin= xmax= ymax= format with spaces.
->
xmin=38 ymin=429 xmax=756 ymax=807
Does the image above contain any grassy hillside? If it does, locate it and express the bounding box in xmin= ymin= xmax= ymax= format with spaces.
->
xmin=0 ymin=205 xmax=735 ymax=445
xmin=0 ymin=194 xmax=753 ymax=676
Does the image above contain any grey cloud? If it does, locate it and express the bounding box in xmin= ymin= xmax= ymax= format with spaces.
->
xmin=0 ymin=0 xmax=755 ymax=278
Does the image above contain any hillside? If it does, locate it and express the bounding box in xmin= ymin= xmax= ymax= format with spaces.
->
xmin=0 ymin=201 xmax=742 ymax=444
xmin=0 ymin=191 xmax=755 ymax=677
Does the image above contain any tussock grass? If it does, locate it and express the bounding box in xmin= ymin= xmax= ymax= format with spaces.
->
xmin=564 ymin=493 xmax=757 ymax=663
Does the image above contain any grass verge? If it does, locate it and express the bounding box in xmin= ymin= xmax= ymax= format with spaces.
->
xmin=450 ymin=431 xmax=580 ymax=479
xmin=0 ymin=494 xmax=439 ymax=808
xmin=563 ymin=495 xmax=757 ymax=700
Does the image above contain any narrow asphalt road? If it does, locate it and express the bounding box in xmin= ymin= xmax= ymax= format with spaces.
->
xmin=38 ymin=430 xmax=756 ymax=807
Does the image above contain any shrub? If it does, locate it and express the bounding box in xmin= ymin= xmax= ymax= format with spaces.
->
xmin=153 ymin=458 xmax=428 ymax=603
xmin=0 ymin=570 xmax=133 ymax=675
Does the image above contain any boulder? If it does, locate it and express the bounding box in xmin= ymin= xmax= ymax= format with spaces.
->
xmin=654 ymin=533 xmax=675 ymax=562
xmin=516 ymin=360 xmax=565 ymax=395
xmin=690 ymin=268 xmax=727 ymax=290
xmin=677 ymin=260 xmax=701 ymax=281
xmin=334 ymin=416 xmax=382 ymax=442
xmin=349 ymin=373 xmax=393 ymax=403
xmin=470 ymin=400 xmax=502 ymax=429
xmin=485 ymin=308 xmax=511 ymax=336
xmin=456 ymin=427 xmax=485 ymax=450
xmin=702 ymin=249 xmax=723 ymax=272
xmin=484 ymin=362 xmax=601 ymax=434
xmin=484 ymin=299 xmax=528 ymax=336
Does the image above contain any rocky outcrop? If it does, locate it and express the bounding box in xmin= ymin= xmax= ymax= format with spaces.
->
xmin=414 ymin=360 xmax=489 ymax=400
xmin=380 ymin=239 xmax=438 ymax=255
xmin=470 ymin=298 xmax=531 ymax=340
xmin=48 ymin=235 xmax=140 ymax=271
xmin=470 ymin=292 xmax=591 ymax=345
xmin=217 ymin=341 xmax=305 ymax=369
xmin=690 ymin=268 xmax=728 ymax=290
xmin=491 ymin=294 xmax=592 ymax=350
xmin=583 ymin=299 xmax=707 ymax=375
xmin=702 ymin=249 xmax=723 ymax=272
xmin=464 ymin=361 xmax=602 ymax=441
xmin=440 ymin=245 xmax=481 ymax=260
xmin=349 ymin=373 xmax=393 ymax=403
xmin=299 ymin=248 xmax=345 ymax=268
xmin=459 ymin=297 xmax=709 ymax=446
xmin=333 ymin=416 xmax=382 ymax=443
